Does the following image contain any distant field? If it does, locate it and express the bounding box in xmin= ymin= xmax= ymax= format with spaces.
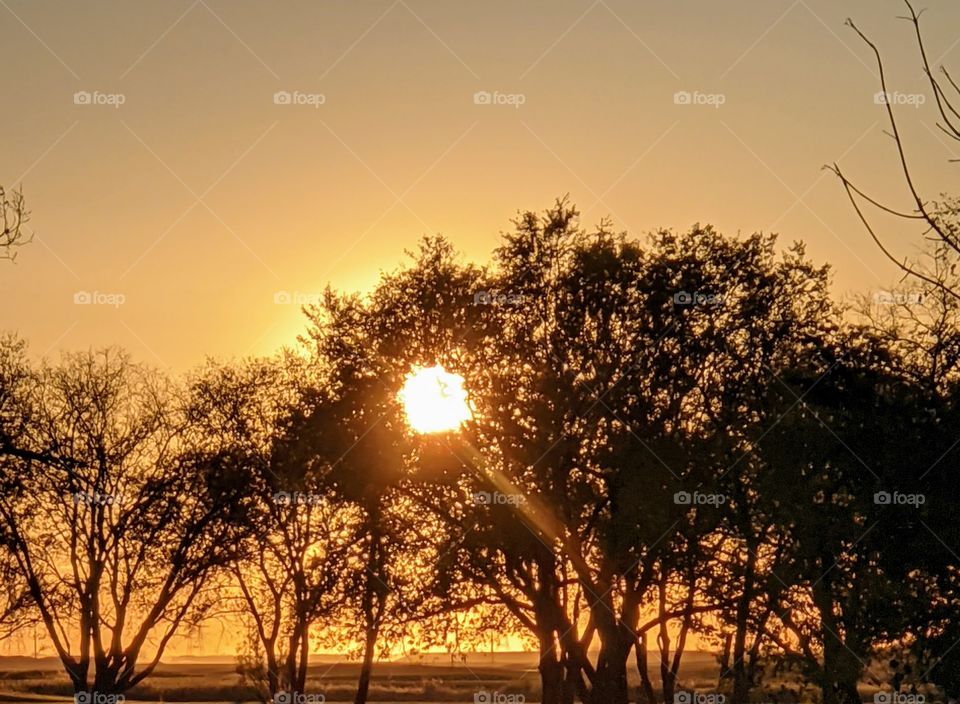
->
xmin=0 ymin=651 xmax=723 ymax=702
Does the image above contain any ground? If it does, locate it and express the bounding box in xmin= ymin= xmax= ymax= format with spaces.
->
xmin=0 ymin=651 xmax=720 ymax=702
xmin=0 ymin=651 xmax=872 ymax=702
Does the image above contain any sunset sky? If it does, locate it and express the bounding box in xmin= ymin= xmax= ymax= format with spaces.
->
xmin=3 ymin=0 xmax=959 ymax=370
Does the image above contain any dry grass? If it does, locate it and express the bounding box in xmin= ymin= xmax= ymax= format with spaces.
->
xmin=0 ymin=651 xmax=828 ymax=703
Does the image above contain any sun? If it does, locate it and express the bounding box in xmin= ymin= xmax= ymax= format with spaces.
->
xmin=399 ymin=365 xmax=471 ymax=434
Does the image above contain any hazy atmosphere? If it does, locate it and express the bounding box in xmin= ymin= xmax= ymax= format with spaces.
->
xmin=2 ymin=1 xmax=960 ymax=704
xmin=3 ymin=0 xmax=959 ymax=368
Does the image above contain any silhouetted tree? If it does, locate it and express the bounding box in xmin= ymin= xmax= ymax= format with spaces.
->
xmin=301 ymin=288 xmax=459 ymax=704
xmin=851 ymin=244 xmax=960 ymax=700
xmin=0 ymin=334 xmax=35 ymax=635
xmin=0 ymin=349 xmax=254 ymax=696
xmin=750 ymin=306 xmax=958 ymax=704
xmin=331 ymin=202 xmax=847 ymax=704
xmin=0 ymin=187 xmax=29 ymax=263
xmin=185 ymin=355 xmax=355 ymax=702
xmin=831 ymin=0 xmax=960 ymax=299
xmin=4 ymin=194 xmax=957 ymax=704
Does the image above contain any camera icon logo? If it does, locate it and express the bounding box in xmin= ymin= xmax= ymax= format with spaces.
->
xmin=74 ymin=91 xmax=92 ymax=105
xmin=673 ymin=91 xmax=692 ymax=105
xmin=673 ymin=291 xmax=693 ymax=305
xmin=73 ymin=694 xmax=124 ymax=704
xmin=674 ymin=491 xmax=692 ymax=505
xmin=874 ymin=694 xmax=926 ymax=704
xmin=74 ymin=291 xmax=92 ymax=305
xmin=473 ymin=91 xmax=492 ymax=105
xmin=274 ymin=91 xmax=292 ymax=105
xmin=874 ymin=491 xmax=891 ymax=505
xmin=273 ymin=290 xmax=292 ymax=304
xmin=273 ymin=491 xmax=292 ymax=505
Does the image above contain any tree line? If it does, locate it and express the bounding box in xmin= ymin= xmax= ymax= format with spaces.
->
xmin=1 ymin=198 xmax=959 ymax=704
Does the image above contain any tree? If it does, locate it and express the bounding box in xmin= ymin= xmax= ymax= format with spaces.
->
xmin=830 ymin=1 xmax=960 ymax=299
xmin=850 ymin=244 xmax=960 ymax=700
xmin=302 ymin=234 xmax=586 ymax=704
xmin=855 ymin=241 xmax=960 ymax=395
xmin=746 ymin=272 xmax=960 ymax=704
xmin=578 ymin=227 xmax=837 ymax=704
xmin=0 ymin=187 xmax=29 ymax=263
xmin=0 ymin=348 xmax=254 ymax=697
xmin=322 ymin=201 xmax=846 ymax=704
xmin=301 ymin=289 xmax=455 ymax=704
xmin=0 ymin=335 xmax=35 ymax=635
xmin=185 ymin=355 xmax=356 ymax=702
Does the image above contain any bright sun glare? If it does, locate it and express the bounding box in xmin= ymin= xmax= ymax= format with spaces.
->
xmin=399 ymin=365 xmax=471 ymax=434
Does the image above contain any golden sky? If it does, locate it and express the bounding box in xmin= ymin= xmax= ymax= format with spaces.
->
xmin=2 ymin=0 xmax=958 ymax=370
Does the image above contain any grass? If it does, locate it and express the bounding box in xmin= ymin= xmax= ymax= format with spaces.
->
xmin=0 ymin=651 xmax=825 ymax=702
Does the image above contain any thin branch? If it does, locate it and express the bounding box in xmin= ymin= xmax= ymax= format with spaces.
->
xmin=845 ymin=16 xmax=956 ymax=251
xmin=902 ymin=0 xmax=960 ymax=138
xmin=829 ymin=163 xmax=960 ymax=302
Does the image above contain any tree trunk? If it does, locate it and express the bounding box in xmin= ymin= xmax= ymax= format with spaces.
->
xmin=836 ymin=680 xmax=862 ymax=704
xmin=732 ymin=547 xmax=757 ymax=704
xmin=593 ymin=632 xmax=631 ymax=704
xmin=812 ymin=575 xmax=861 ymax=704
xmin=557 ymin=616 xmax=593 ymax=704
xmin=293 ymin=622 xmax=309 ymax=696
xmin=559 ymin=651 xmax=579 ymax=704
xmin=658 ymin=578 xmax=677 ymax=704
xmin=354 ymin=527 xmax=385 ymax=704
xmin=719 ymin=633 xmax=732 ymax=681
xmin=354 ymin=618 xmax=379 ymax=704
xmin=285 ymin=622 xmax=303 ymax=696
xmin=636 ymin=632 xmax=656 ymax=704
xmin=538 ymin=633 xmax=564 ymax=704
xmin=89 ymin=668 xmax=120 ymax=698
xmin=252 ymin=628 xmax=280 ymax=698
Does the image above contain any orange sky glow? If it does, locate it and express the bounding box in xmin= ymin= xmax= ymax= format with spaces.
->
xmin=2 ymin=0 xmax=959 ymax=659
